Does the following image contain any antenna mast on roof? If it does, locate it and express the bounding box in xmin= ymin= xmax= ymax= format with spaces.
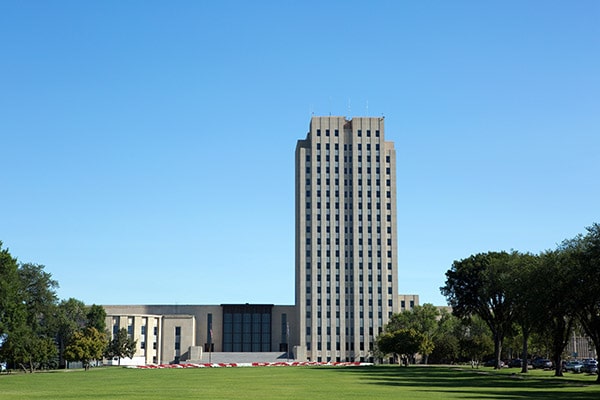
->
xmin=347 ymin=98 xmax=351 ymax=119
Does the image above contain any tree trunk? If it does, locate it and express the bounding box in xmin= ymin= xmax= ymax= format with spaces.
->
xmin=553 ymin=354 xmax=563 ymax=377
xmin=551 ymin=327 xmax=567 ymax=377
xmin=493 ymin=334 xmax=503 ymax=369
xmin=520 ymin=331 xmax=529 ymax=373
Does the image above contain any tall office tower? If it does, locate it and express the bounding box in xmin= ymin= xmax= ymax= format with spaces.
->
xmin=295 ymin=116 xmax=398 ymax=362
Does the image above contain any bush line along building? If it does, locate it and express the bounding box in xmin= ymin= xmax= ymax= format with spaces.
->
xmin=104 ymin=116 xmax=411 ymax=365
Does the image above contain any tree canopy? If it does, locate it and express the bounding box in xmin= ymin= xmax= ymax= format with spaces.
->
xmin=441 ymin=251 xmax=519 ymax=369
xmin=377 ymin=328 xmax=423 ymax=365
xmin=0 ymin=242 xmax=21 ymax=339
xmin=439 ymin=223 xmax=600 ymax=382
xmin=64 ymin=327 xmax=108 ymax=371
xmin=0 ymin=242 xmax=107 ymax=372
xmin=105 ymin=328 xmax=137 ymax=366
xmin=568 ymin=223 xmax=600 ymax=383
xmin=385 ymin=304 xmax=440 ymax=364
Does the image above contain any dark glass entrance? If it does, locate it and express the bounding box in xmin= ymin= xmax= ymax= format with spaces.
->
xmin=222 ymin=304 xmax=272 ymax=352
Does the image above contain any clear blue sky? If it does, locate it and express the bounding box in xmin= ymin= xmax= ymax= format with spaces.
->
xmin=1 ymin=1 xmax=598 ymax=307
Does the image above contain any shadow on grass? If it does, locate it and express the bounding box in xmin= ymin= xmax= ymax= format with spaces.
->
xmin=324 ymin=366 xmax=600 ymax=399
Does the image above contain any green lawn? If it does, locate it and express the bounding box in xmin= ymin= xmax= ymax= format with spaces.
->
xmin=1 ymin=365 xmax=599 ymax=400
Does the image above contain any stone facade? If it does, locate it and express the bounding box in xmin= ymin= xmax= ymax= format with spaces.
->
xmin=103 ymin=116 xmax=402 ymax=365
xmin=104 ymin=304 xmax=297 ymax=365
xmin=295 ymin=116 xmax=399 ymax=362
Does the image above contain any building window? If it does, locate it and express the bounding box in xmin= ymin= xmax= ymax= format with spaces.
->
xmin=222 ymin=304 xmax=272 ymax=352
xmin=174 ymin=326 xmax=181 ymax=353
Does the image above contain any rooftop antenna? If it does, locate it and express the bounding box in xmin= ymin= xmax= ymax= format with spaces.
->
xmin=329 ymin=96 xmax=332 ymax=116
xmin=366 ymin=100 xmax=369 ymax=116
xmin=347 ymin=98 xmax=351 ymax=119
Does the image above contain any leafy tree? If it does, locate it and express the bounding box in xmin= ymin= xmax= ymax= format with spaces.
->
xmin=441 ymin=251 xmax=518 ymax=369
xmin=535 ymin=249 xmax=577 ymax=377
xmin=429 ymin=310 xmax=461 ymax=364
xmin=17 ymin=263 xmax=59 ymax=336
xmin=377 ymin=328 xmax=422 ymax=365
xmin=458 ymin=315 xmax=494 ymax=366
xmin=0 ymin=245 xmax=96 ymax=372
xmin=0 ymin=325 xmax=57 ymax=373
xmin=105 ymin=328 xmax=137 ymax=366
xmin=86 ymin=304 xmax=107 ymax=332
xmin=0 ymin=256 xmax=60 ymax=372
xmin=528 ymin=331 xmax=553 ymax=360
xmin=569 ymin=223 xmax=600 ymax=383
xmin=409 ymin=304 xmax=439 ymax=364
xmin=385 ymin=304 xmax=439 ymax=364
xmin=56 ymin=303 xmax=106 ymax=368
xmin=0 ymin=242 xmax=22 ymax=339
xmin=64 ymin=327 xmax=107 ymax=370
xmin=55 ymin=298 xmax=88 ymax=368
xmin=509 ymin=252 xmax=542 ymax=373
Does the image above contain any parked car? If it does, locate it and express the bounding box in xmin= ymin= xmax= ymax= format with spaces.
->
xmin=508 ymin=359 xmax=523 ymax=368
xmin=582 ymin=359 xmax=598 ymax=374
xmin=484 ymin=359 xmax=505 ymax=368
xmin=532 ymin=358 xmax=553 ymax=369
xmin=563 ymin=360 xmax=583 ymax=373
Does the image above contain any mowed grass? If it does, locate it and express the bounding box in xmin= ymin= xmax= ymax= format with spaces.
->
xmin=2 ymin=365 xmax=600 ymax=400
